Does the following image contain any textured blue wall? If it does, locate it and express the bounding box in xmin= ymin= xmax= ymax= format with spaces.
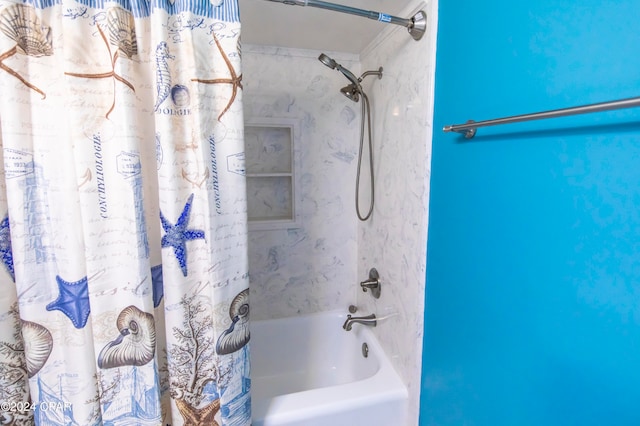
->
xmin=421 ymin=1 xmax=640 ymax=425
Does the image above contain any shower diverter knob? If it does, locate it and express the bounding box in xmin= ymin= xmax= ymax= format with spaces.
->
xmin=359 ymin=268 xmax=381 ymax=299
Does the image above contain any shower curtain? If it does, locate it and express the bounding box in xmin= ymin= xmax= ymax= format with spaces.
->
xmin=0 ymin=0 xmax=250 ymax=424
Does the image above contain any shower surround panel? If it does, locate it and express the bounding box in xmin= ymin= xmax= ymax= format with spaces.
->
xmin=357 ymin=1 xmax=437 ymax=425
xmin=243 ymin=1 xmax=437 ymax=422
xmin=242 ymin=46 xmax=361 ymax=320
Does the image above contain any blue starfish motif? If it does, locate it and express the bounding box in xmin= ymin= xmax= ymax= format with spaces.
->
xmin=160 ymin=193 xmax=205 ymax=277
xmin=0 ymin=215 xmax=15 ymax=282
xmin=46 ymin=275 xmax=91 ymax=329
xmin=151 ymin=264 xmax=164 ymax=307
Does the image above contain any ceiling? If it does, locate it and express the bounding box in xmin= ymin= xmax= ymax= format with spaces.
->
xmin=239 ymin=0 xmax=414 ymax=54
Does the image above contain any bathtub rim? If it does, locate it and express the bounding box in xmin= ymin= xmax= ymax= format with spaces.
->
xmin=250 ymin=310 xmax=408 ymax=425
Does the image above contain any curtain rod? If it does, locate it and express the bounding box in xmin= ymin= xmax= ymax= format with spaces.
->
xmin=263 ymin=0 xmax=427 ymax=41
xmin=443 ymin=96 xmax=640 ymax=139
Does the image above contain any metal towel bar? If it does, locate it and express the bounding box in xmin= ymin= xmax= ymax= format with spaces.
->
xmin=443 ymin=96 xmax=640 ymax=139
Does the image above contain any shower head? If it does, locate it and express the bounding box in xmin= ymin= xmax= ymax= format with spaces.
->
xmin=318 ymin=53 xmax=337 ymax=69
xmin=340 ymin=84 xmax=360 ymax=102
xmin=319 ymin=54 xmax=383 ymax=103
xmin=318 ymin=53 xmax=362 ymax=90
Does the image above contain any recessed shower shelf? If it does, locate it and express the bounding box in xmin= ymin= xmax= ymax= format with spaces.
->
xmin=245 ymin=117 xmax=300 ymax=231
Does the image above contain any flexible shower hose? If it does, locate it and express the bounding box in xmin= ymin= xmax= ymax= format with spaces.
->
xmin=356 ymin=92 xmax=375 ymax=221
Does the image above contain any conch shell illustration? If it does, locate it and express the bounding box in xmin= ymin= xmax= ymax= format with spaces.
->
xmin=216 ymin=288 xmax=250 ymax=355
xmin=21 ymin=320 xmax=53 ymax=378
xmin=98 ymin=305 xmax=156 ymax=369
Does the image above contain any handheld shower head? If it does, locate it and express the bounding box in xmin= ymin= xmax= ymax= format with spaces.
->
xmin=316 ymin=54 xmax=383 ymax=222
xmin=318 ymin=53 xmax=362 ymax=91
xmin=318 ymin=53 xmax=337 ymax=69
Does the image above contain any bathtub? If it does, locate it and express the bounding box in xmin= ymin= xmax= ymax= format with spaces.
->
xmin=250 ymin=310 xmax=408 ymax=426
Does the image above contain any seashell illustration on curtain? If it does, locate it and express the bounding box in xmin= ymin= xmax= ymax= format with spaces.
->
xmin=105 ymin=6 xmax=137 ymax=59
xmin=0 ymin=3 xmax=53 ymax=98
xmin=21 ymin=320 xmax=53 ymax=378
xmin=97 ymin=305 xmax=157 ymax=369
xmin=216 ymin=288 xmax=250 ymax=355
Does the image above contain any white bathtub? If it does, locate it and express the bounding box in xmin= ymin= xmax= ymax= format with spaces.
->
xmin=250 ymin=310 xmax=408 ymax=426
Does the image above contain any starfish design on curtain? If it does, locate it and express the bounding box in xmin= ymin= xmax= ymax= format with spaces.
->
xmin=160 ymin=194 xmax=205 ymax=277
xmin=64 ymin=23 xmax=135 ymax=119
xmin=0 ymin=215 xmax=15 ymax=282
xmin=46 ymin=275 xmax=91 ymax=329
xmin=191 ymin=33 xmax=242 ymax=121
xmin=175 ymin=397 xmax=221 ymax=426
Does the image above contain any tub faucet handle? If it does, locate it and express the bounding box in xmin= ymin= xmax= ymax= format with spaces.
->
xmin=360 ymin=268 xmax=381 ymax=299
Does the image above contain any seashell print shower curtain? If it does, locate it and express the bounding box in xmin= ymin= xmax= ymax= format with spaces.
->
xmin=0 ymin=0 xmax=250 ymax=424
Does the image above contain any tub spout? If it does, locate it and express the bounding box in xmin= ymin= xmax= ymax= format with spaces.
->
xmin=342 ymin=314 xmax=377 ymax=331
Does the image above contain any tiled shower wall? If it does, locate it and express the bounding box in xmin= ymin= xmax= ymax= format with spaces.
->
xmin=357 ymin=1 xmax=437 ymax=425
xmin=242 ymin=46 xmax=361 ymax=320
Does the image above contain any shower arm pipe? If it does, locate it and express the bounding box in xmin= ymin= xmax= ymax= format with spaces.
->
xmin=264 ymin=0 xmax=427 ymax=41
xmin=360 ymin=68 xmax=383 ymax=81
xmin=443 ymin=96 xmax=640 ymax=139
